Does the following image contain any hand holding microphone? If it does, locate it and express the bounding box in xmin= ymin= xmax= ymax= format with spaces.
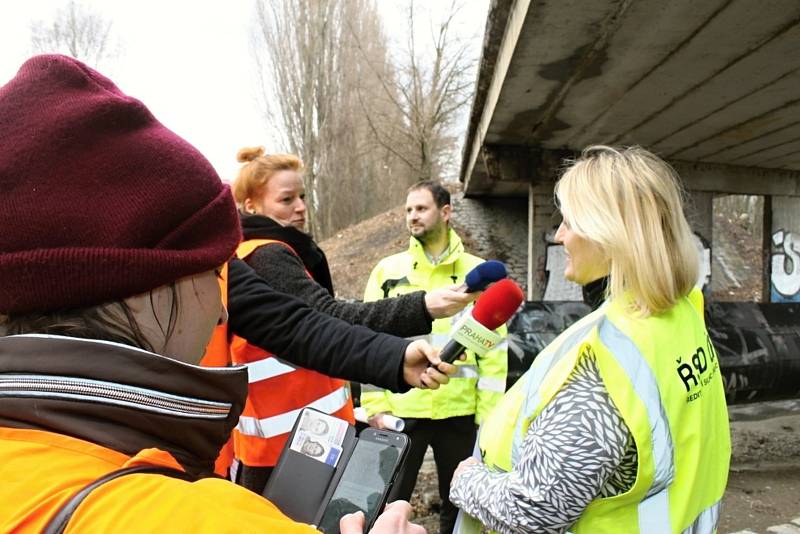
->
xmin=424 ymin=260 xmax=508 ymax=319
xmin=439 ymin=278 xmax=524 ymax=364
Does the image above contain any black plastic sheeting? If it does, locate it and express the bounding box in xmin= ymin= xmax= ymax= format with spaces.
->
xmin=506 ymin=301 xmax=800 ymax=404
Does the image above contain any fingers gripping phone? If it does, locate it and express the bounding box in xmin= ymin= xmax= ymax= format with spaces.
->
xmin=317 ymin=428 xmax=409 ymax=533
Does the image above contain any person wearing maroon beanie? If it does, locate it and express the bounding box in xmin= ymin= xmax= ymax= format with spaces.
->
xmin=0 ymin=54 xmax=446 ymax=533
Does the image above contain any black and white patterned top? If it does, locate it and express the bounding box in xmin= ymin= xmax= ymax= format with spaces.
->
xmin=450 ymin=354 xmax=638 ymax=534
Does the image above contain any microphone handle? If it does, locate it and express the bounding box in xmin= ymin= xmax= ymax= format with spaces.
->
xmin=439 ymin=339 xmax=467 ymax=364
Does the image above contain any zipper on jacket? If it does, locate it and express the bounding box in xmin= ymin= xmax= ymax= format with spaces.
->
xmin=0 ymin=374 xmax=231 ymax=419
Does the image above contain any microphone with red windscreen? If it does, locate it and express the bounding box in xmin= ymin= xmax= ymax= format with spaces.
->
xmin=438 ymin=279 xmax=524 ymax=364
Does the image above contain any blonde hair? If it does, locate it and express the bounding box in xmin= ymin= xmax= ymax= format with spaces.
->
xmin=232 ymin=146 xmax=304 ymax=207
xmin=555 ymin=146 xmax=698 ymax=316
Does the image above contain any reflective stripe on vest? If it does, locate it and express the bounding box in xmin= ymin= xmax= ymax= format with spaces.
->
xmin=476 ymin=377 xmax=505 ymax=393
xmin=236 ymin=386 xmax=350 ymax=438
xmin=360 ymin=383 xmax=385 ymax=393
xmin=245 ymin=357 xmax=297 ymax=383
xmin=431 ymin=333 xmax=450 ymax=348
xmin=452 ymin=365 xmax=478 ymax=379
xmin=231 ymin=239 xmax=354 ymax=466
xmin=512 ymin=310 xmax=605 ymax=464
xmin=683 ymin=500 xmax=721 ymax=534
xmin=598 ymin=319 xmax=675 ymax=533
xmin=492 ymin=340 xmax=509 ymax=354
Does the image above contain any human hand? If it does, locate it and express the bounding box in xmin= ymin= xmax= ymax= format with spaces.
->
xmin=452 ymin=457 xmax=480 ymax=485
xmin=368 ymin=412 xmax=389 ymax=429
xmin=339 ymin=501 xmax=425 ymax=534
xmin=402 ymin=339 xmax=456 ymax=389
xmin=424 ymin=286 xmax=479 ymax=319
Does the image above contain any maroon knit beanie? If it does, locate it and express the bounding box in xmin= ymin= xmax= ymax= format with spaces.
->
xmin=0 ymin=55 xmax=241 ymax=314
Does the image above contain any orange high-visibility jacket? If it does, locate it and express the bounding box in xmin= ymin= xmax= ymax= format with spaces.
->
xmin=201 ymin=262 xmax=231 ymax=368
xmin=231 ymin=239 xmax=354 ymax=467
xmin=199 ymin=262 xmax=235 ymax=476
xmin=0 ymin=426 xmax=315 ymax=533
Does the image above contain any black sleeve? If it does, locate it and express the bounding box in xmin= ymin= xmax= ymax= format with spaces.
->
xmin=227 ymin=258 xmax=410 ymax=392
xmin=247 ymin=245 xmax=433 ymax=337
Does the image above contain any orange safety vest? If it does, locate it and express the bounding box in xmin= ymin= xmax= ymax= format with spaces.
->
xmin=231 ymin=239 xmax=354 ymax=467
xmin=201 ymin=262 xmax=231 ymax=368
xmin=199 ymin=262 xmax=235 ymax=477
xmin=0 ymin=426 xmax=315 ymax=533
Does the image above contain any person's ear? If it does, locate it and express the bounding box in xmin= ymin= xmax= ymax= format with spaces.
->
xmin=441 ymin=204 xmax=452 ymax=222
xmin=243 ymin=198 xmax=257 ymax=215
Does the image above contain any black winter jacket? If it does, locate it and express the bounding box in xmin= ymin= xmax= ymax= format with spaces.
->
xmin=227 ymin=258 xmax=411 ymax=393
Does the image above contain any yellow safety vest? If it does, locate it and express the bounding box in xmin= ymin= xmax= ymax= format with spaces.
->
xmin=473 ymin=288 xmax=730 ymax=533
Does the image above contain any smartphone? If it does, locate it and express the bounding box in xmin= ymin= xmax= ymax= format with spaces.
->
xmin=316 ymin=428 xmax=409 ymax=533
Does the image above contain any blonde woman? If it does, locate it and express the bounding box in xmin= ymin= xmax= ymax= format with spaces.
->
xmin=450 ymin=146 xmax=730 ymax=534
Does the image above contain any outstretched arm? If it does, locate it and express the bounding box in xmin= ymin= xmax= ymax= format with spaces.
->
xmin=227 ymin=259 xmax=454 ymax=392
xmin=248 ymin=246 xmax=472 ymax=336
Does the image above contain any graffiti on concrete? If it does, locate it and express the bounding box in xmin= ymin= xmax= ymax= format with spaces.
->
xmin=507 ymin=300 xmax=800 ymax=404
xmin=771 ymin=229 xmax=800 ymax=302
xmin=693 ymin=233 xmax=711 ymax=291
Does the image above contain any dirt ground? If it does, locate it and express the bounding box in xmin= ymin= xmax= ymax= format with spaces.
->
xmin=320 ymin=204 xmax=408 ymax=300
xmin=720 ymin=407 xmax=800 ymax=533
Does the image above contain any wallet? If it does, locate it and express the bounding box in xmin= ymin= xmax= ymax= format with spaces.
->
xmin=264 ymin=407 xmax=411 ymax=530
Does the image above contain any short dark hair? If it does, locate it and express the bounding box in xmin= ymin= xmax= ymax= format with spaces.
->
xmin=408 ymin=180 xmax=450 ymax=208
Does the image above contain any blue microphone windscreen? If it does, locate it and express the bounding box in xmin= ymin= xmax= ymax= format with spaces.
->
xmin=465 ymin=260 xmax=508 ymax=292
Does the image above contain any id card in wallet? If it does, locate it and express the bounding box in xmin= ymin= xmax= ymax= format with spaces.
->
xmin=263 ymin=407 xmax=409 ymax=532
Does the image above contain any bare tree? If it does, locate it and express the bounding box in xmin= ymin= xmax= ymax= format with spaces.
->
xmin=356 ymin=0 xmax=476 ymax=182
xmin=252 ymin=0 xmax=409 ymax=238
xmin=253 ymin=0 xmax=336 ymax=237
xmin=30 ymin=1 xmax=119 ymax=69
xmin=250 ymin=0 xmax=475 ymax=237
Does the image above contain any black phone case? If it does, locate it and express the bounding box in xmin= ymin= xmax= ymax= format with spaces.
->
xmin=262 ymin=408 xmax=408 ymax=528
xmin=263 ymin=414 xmax=358 ymax=524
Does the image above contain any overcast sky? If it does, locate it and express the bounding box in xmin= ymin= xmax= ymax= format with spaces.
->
xmin=1 ymin=0 xmax=488 ymax=182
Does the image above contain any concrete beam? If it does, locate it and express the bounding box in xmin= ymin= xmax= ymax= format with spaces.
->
xmin=482 ymin=144 xmax=539 ymax=183
xmin=671 ymin=160 xmax=800 ymax=196
xmin=463 ymin=0 xmax=532 ymax=195
xmin=459 ymin=0 xmax=514 ymax=183
xmin=479 ymin=145 xmax=573 ymax=188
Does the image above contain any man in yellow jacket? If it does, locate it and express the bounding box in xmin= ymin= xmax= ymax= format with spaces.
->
xmin=361 ymin=181 xmax=508 ymax=534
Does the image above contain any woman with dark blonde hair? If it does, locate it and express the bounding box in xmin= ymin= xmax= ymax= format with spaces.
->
xmin=450 ymin=146 xmax=730 ymax=534
xmin=229 ymin=146 xmax=476 ymax=494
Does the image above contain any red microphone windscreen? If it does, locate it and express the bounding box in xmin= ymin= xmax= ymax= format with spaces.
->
xmin=471 ymin=279 xmax=524 ymax=330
